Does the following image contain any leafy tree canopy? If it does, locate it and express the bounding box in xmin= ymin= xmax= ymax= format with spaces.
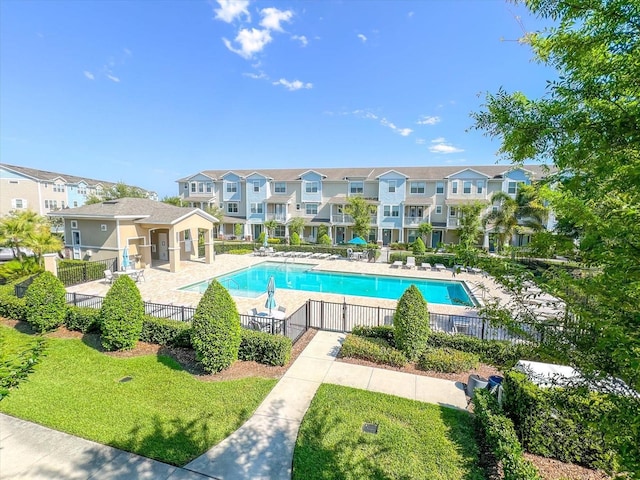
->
xmin=85 ymin=182 xmax=149 ymax=205
xmin=345 ymin=196 xmax=373 ymax=240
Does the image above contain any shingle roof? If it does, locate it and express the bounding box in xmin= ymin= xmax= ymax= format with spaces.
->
xmin=1 ymin=163 xmax=117 ymax=187
xmin=177 ymin=164 xmax=550 ymax=183
xmin=50 ymin=197 xmax=217 ymax=224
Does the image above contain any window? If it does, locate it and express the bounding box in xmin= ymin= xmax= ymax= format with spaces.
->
xmin=349 ymin=181 xmax=363 ymax=194
xmin=463 ymin=181 xmax=472 ymax=194
xmin=508 ymin=181 xmax=518 ymax=194
xmin=305 ymin=203 xmax=318 ymax=215
xmin=61 ymin=201 xmax=65 ymax=208
xmin=436 ymin=181 xmax=444 ymax=194
xmin=450 ymin=207 xmax=457 ymax=217
xmin=388 ymin=180 xmax=396 ymax=193
xmin=274 ymin=182 xmax=286 ymax=193
xmin=407 ymin=229 xmax=418 ymax=243
xmin=305 ymin=181 xmax=318 ymax=193
xmin=253 ymin=181 xmax=260 ymax=192
xmin=73 ymin=201 xmax=78 ymax=207
xmin=191 ymin=182 xmax=197 ymax=193
xmin=435 ymin=205 xmax=442 ymax=214
xmin=250 ymin=203 xmax=263 ymax=214
xmin=383 ymin=205 xmax=399 ymax=217
xmin=227 ymin=203 xmax=238 ymax=213
xmin=296 ymin=203 xmax=301 ymax=211
xmin=226 ymin=182 xmax=237 ymax=193
xmin=101 ymin=224 xmax=107 ymax=232
xmin=206 ymin=182 xmax=213 ymax=193
xmin=452 ymin=181 xmax=458 ymax=194
xmin=410 ymin=181 xmax=425 ymax=194
xmin=477 ymin=180 xmax=484 ymax=194
xmin=70 ymin=220 xmax=78 ymax=228
xmin=45 ymin=200 xmax=49 ymax=209
xmin=274 ymin=225 xmax=286 ymax=237
xmin=198 ymin=182 xmax=204 ymax=193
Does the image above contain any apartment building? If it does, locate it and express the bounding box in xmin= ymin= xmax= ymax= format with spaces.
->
xmin=0 ymin=163 xmax=157 ymax=217
xmin=177 ymin=165 xmax=549 ymax=248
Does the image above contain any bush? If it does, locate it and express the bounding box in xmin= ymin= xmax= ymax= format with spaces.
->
xmin=393 ymin=285 xmax=430 ymax=361
xmin=24 ymin=272 xmax=66 ymax=333
xmin=100 ymin=275 xmax=144 ymax=351
xmin=191 ymin=280 xmax=241 ymax=373
xmin=267 ymin=238 xmax=281 ymax=244
xmin=140 ymin=316 xmax=192 ymax=347
xmin=0 ymin=285 xmax=27 ymax=322
xmin=290 ymin=232 xmax=300 ymax=246
xmin=227 ymin=248 xmax=253 ymax=255
xmin=257 ymin=232 xmax=265 ymax=244
xmin=412 ymin=237 xmax=426 ymax=255
xmin=239 ymin=329 xmax=292 ymax=366
xmin=418 ymin=347 xmax=479 ymax=373
xmin=340 ymin=334 xmax=407 ymax=368
xmin=351 ymin=325 xmax=396 ymax=347
xmin=474 ymin=389 xmax=542 ymax=480
xmin=65 ymin=306 xmax=101 ymax=333
xmin=318 ymin=233 xmax=331 ymax=245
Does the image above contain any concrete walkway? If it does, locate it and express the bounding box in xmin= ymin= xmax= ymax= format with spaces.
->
xmin=1 ymin=331 xmax=467 ymax=480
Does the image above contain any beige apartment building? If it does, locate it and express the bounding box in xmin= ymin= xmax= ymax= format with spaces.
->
xmin=177 ymin=165 xmax=551 ymax=249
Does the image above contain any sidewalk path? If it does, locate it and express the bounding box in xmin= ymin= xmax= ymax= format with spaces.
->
xmin=1 ymin=331 xmax=467 ymax=480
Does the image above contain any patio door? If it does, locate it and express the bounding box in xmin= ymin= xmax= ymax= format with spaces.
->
xmin=431 ymin=230 xmax=443 ymax=248
xmin=382 ymin=229 xmax=391 ymax=246
xmin=71 ymin=230 xmax=81 ymax=260
xmin=158 ymin=233 xmax=169 ymax=261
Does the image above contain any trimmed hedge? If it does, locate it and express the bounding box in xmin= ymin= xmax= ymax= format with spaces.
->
xmin=473 ymin=388 xmax=542 ymax=480
xmin=24 ymin=272 xmax=67 ymax=333
xmin=340 ymin=334 xmax=407 ymax=367
xmin=426 ymin=331 xmax=538 ymax=368
xmin=503 ymin=371 xmax=626 ymax=473
xmin=100 ymin=275 xmax=145 ymax=351
xmin=65 ymin=306 xmax=101 ymax=333
xmin=418 ymin=347 xmax=479 ymax=373
xmin=351 ymin=325 xmax=396 ymax=346
xmin=238 ymin=329 xmax=292 ymax=366
xmin=0 ymin=285 xmax=27 ymax=322
xmin=140 ymin=316 xmax=192 ymax=347
xmin=393 ymin=285 xmax=430 ymax=361
xmin=191 ymin=279 xmax=242 ymax=373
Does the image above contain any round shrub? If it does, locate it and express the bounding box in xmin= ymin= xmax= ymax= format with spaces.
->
xmin=100 ymin=275 xmax=144 ymax=351
xmin=318 ymin=234 xmax=331 ymax=245
xmin=418 ymin=347 xmax=479 ymax=373
xmin=191 ymin=279 xmax=241 ymax=373
xmin=412 ymin=237 xmax=426 ymax=255
xmin=290 ymin=232 xmax=301 ymax=246
xmin=24 ymin=272 xmax=66 ymax=333
xmin=393 ymin=285 xmax=430 ymax=361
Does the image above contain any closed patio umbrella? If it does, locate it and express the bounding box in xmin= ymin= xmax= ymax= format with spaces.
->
xmin=122 ymin=247 xmax=130 ymax=270
xmin=265 ymin=275 xmax=277 ymax=316
xmin=263 ymin=231 xmax=269 ymax=248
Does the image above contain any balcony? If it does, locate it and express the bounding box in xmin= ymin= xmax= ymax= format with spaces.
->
xmin=332 ymin=214 xmax=354 ymax=224
xmin=403 ymin=216 xmax=426 ymax=227
xmin=266 ymin=214 xmax=287 ymax=222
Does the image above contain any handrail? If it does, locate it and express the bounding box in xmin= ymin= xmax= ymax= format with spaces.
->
xmin=222 ymin=278 xmax=239 ymax=289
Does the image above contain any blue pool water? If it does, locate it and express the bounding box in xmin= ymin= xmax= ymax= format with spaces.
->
xmin=180 ymin=262 xmax=476 ymax=306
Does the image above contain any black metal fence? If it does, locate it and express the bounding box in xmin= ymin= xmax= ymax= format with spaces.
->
xmin=57 ymin=258 xmax=118 ymax=287
xmin=239 ymin=302 xmax=308 ymax=345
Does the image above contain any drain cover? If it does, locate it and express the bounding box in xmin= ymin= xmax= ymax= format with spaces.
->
xmin=362 ymin=423 xmax=378 ymax=434
xmin=119 ymin=376 xmax=133 ymax=383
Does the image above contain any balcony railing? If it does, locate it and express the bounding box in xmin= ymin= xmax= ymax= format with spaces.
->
xmin=266 ymin=214 xmax=287 ymax=222
xmin=403 ymin=216 xmax=426 ymax=226
xmin=332 ymin=214 xmax=354 ymax=224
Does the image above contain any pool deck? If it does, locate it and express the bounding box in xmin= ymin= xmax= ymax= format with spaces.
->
xmin=67 ymin=253 xmax=510 ymax=318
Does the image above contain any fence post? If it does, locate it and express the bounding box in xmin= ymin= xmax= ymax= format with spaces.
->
xmin=73 ymin=292 xmax=78 ymax=306
xmin=181 ymin=306 xmax=185 ymax=322
xmin=320 ymin=300 xmax=324 ymax=330
xmin=481 ymin=320 xmax=486 ymax=340
xmin=377 ymin=306 xmax=381 ymax=326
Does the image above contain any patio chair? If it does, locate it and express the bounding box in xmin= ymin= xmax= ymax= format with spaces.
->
xmin=328 ymin=254 xmax=341 ymax=260
xmin=277 ymin=306 xmax=286 ymax=313
xmin=404 ymin=257 xmax=416 ymax=269
xmin=419 ymin=263 xmax=432 ymax=270
xmin=390 ymin=260 xmax=403 ymax=268
xmin=103 ymin=269 xmax=114 ymax=284
xmin=134 ymin=270 xmax=146 ymax=282
xmin=434 ymin=263 xmax=446 ymax=271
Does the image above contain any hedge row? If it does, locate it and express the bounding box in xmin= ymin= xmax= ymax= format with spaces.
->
xmin=238 ymin=329 xmax=292 ymax=366
xmin=418 ymin=347 xmax=479 ymax=373
xmin=502 ymin=371 xmax=631 ymax=473
xmin=473 ymin=388 xmax=542 ymax=480
xmin=340 ymin=334 xmax=407 ymax=367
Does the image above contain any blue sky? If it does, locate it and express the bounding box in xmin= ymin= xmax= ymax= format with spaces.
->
xmin=1 ymin=1 xmax=555 ymax=198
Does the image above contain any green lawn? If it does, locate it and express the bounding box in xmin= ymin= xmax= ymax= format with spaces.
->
xmin=0 ymin=324 xmax=277 ymax=466
xmin=293 ymin=384 xmax=486 ymax=480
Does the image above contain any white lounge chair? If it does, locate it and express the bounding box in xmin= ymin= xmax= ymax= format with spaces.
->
xmin=391 ymin=260 xmax=403 ymax=268
xmin=103 ymin=269 xmax=114 ymax=284
xmin=434 ymin=263 xmax=447 ymax=271
xmin=404 ymin=257 xmax=416 ymax=269
xmin=328 ymin=254 xmax=341 ymax=260
xmin=418 ymin=262 xmax=431 ymax=270
xmin=319 ymin=253 xmax=331 ymax=259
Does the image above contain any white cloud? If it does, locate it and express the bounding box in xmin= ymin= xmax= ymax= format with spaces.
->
xmin=83 ymin=71 xmax=95 ymax=80
xmin=415 ymin=138 xmax=426 ymax=145
xmin=429 ymin=138 xmax=464 ymax=154
xmin=106 ymin=74 xmax=120 ymax=83
xmin=397 ymin=128 xmax=413 ymax=137
xmin=214 ymin=0 xmax=250 ymax=23
xmin=417 ymin=115 xmax=440 ymax=125
xmin=223 ymin=28 xmax=272 ymax=59
xmin=357 ymin=33 xmax=367 ymax=43
xmin=292 ymin=34 xmax=308 ymax=46
xmin=260 ymin=7 xmax=293 ymax=32
xmin=243 ymin=71 xmax=268 ymax=80
xmin=273 ymin=78 xmax=313 ymax=91
xmin=123 ymin=48 xmax=132 ymax=56
xmin=381 ymin=118 xmax=413 ymax=136
xmin=408 ymin=11 xmax=414 ymax=18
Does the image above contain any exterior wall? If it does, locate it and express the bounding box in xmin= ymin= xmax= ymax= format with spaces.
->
xmin=245 ymin=174 xmax=267 ymax=224
xmin=183 ymin=174 xmax=216 ymax=200
xmin=446 ymin=169 xmax=490 ymax=202
xmin=300 ymin=171 xmax=323 ymax=203
xmin=67 ymin=182 xmax=88 ymax=208
xmin=40 ymin=181 xmax=69 ymax=213
xmin=0 ymin=170 xmax=41 ymax=216
xmin=222 ymin=173 xmax=242 ymax=202
xmin=64 ymin=219 xmax=118 ymax=261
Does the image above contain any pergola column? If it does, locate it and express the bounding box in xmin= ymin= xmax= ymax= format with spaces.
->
xmin=168 ymin=227 xmax=180 ymax=273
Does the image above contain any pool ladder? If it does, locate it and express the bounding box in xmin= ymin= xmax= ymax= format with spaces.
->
xmin=221 ymin=278 xmax=239 ymax=290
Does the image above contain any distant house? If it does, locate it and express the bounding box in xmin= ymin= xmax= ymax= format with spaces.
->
xmin=0 ymin=163 xmax=157 ymax=217
xmin=50 ymin=197 xmax=218 ymax=273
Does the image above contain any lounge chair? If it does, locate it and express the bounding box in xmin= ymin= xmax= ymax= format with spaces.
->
xmin=328 ymin=254 xmax=341 ymax=260
xmin=390 ymin=260 xmax=403 ymax=268
xmin=247 ymin=308 xmax=258 ymax=316
xmin=134 ymin=269 xmax=145 ymax=282
xmin=319 ymin=253 xmax=331 ymax=259
xmin=434 ymin=263 xmax=446 ymax=271
xmin=454 ymin=264 xmax=468 ymax=273
xmin=103 ymin=269 xmax=114 ymax=284
xmin=403 ymin=257 xmax=416 ymax=269
xmin=419 ymin=262 xmax=432 ymax=271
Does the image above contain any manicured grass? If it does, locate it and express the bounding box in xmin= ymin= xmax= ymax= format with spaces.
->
xmin=0 ymin=325 xmax=277 ymax=466
xmin=293 ymin=384 xmax=486 ymax=480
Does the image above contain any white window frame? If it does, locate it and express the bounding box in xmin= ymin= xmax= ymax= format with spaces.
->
xmin=451 ymin=181 xmax=458 ymax=194
xmin=410 ymin=181 xmax=425 ymax=194
xmin=305 ymin=181 xmax=318 ymax=193
xmin=463 ymin=181 xmax=472 ymax=194
xmin=388 ymin=180 xmax=396 ymax=193
xmin=191 ymin=182 xmax=197 ymax=193
xmin=274 ymin=182 xmax=286 ymax=193
xmin=349 ymin=181 xmax=364 ymax=194
xmin=450 ymin=207 xmax=457 ymax=217
xmin=391 ymin=205 xmax=399 ymax=217
xmin=250 ymin=203 xmax=263 ymax=214
xmin=101 ymin=224 xmax=107 ymax=232
xmin=477 ymin=180 xmax=484 ymax=194
xmin=305 ymin=203 xmax=318 ymax=215
xmin=508 ymin=181 xmax=518 ymax=194
xmin=253 ymin=181 xmax=260 ymax=193
xmin=70 ymin=220 xmax=78 ymax=229
xmin=436 ymin=181 xmax=444 ymax=194
xmin=198 ymin=182 xmax=204 ymax=193
xmin=206 ymin=182 xmax=213 ymax=193
xmin=227 ymin=202 xmax=238 ymax=213
xmin=226 ymin=182 xmax=238 ymax=193
xmin=435 ymin=205 xmax=442 ymax=214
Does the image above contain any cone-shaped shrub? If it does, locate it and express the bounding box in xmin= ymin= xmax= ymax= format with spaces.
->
xmin=191 ymin=279 xmax=241 ymax=373
xmin=393 ymin=285 xmax=430 ymax=361
xmin=100 ymin=275 xmax=144 ymax=351
xmin=412 ymin=237 xmax=426 ymax=255
xmin=318 ymin=234 xmax=331 ymax=245
xmin=24 ymin=271 xmax=66 ymax=333
xmin=290 ymin=232 xmax=300 ymax=246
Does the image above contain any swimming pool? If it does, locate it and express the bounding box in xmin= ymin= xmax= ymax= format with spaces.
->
xmin=179 ymin=262 xmax=477 ymax=306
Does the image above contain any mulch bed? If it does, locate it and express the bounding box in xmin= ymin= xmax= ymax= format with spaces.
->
xmin=2 ymin=317 xmax=612 ymax=479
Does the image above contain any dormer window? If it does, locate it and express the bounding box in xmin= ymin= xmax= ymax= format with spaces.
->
xmin=305 ymin=181 xmax=318 ymax=193
xmin=388 ymin=180 xmax=396 ymax=193
xmin=226 ymin=182 xmax=238 ymax=193
xmin=349 ymin=181 xmax=363 ymax=194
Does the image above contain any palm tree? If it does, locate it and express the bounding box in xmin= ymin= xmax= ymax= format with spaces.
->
xmin=483 ymin=192 xmax=519 ymax=252
xmin=0 ymin=210 xmax=40 ymax=260
xmin=25 ymin=223 xmax=63 ymax=266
